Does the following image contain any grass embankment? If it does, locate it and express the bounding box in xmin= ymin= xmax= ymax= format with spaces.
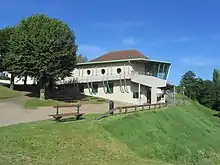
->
xmin=0 ymin=86 xmax=21 ymax=99
xmin=103 ymin=99 xmax=220 ymax=164
xmin=0 ymin=115 xmax=157 ymax=165
xmin=1 ymin=98 xmax=220 ymax=165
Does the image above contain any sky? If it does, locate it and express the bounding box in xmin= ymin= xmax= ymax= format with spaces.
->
xmin=0 ymin=0 xmax=220 ymax=85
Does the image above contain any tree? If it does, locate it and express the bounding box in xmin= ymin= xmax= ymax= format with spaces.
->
xmin=6 ymin=14 xmax=77 ymax=99
xmin=180 ymin=71 xmax=198 ymax=99
xmin=212 ymin=69 xmax=220 ymax=111
xmin=0 ymin=26 xmax=14 ymax=72
xmin=76 ymin=54 xmax=88 ymax=63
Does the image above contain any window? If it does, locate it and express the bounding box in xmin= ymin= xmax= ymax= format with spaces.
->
xmin=101 ymin=69 xmax=105 ymax=74
xmin=92 ymin=83 xmax=98 ymax=93
xmin=87 ymin=70 xmax=91 ymax=75
xmin=133 ymin=92 xmax=142 ymax=98
xmin=79 ymin=84 xmax=84 ymax=93
xmin=107 ymin=82 xmax=114 ymax=93
xmin=117 ymin=68 xmax=122 ymax=74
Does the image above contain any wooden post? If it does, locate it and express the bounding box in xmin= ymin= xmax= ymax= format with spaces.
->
xmin=56 ymin=105 xmax=59 ymax=115
xmin=159 ymin=104 xmax=161 ymax=108
xmin=135 ymin=106 xmax=137 ymax=112
xmin=149 ymin=105 xmax=151 ymax=110
xmin=77 ymin=104 xmax=80 ymax=114
xmin=125 ymin=107 xmax=127 ymax=114
xmin=119 ymin=107 xmax=122 ymax=115
xmin=142 ymin=105 xmax=144 ymax=111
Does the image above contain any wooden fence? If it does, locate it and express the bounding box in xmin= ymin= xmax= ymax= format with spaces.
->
xmin=97 ymin=102 xmax=167 ymax=120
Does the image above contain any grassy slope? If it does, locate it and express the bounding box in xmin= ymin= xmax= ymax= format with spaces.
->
xmin=0 ymin=86 xmax=21 ymax=99
xmin=103 ymin=99 xmax=220 ymax=164
xmin=1 ymin=98 xmax=220 ymax=165
xmin=0 ymin=116 xmax=161 ymax=165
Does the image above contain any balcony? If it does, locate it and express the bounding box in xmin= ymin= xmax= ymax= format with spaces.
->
xmin=130 ymin=71 xmax=167 ymax=87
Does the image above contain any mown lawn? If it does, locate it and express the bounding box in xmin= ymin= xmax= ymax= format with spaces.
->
xmin=1 ymin=98 xmax=220 ymax=165
xmin=23 ymin=96 xmax=107 ymax=109
xmin=23 ymin=98 xmax=71 ymax=109
xmin=0 ymin=86 xmax=21 ymax=99
xmin=103 ymin=99 xmax=220 ymax=165
xmin=0 ymin=115 xmax=159 ymax=165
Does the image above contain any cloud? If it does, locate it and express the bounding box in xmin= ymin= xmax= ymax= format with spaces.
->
xmin=122 ymin=37 xmax=138 ymax=45
xmin=78 ymin=44 xmax=106 ymax=60
xmin=180 ymin=56 xmax=220 ymax=66
xmin=93 ymin=21 xmax=145 ymax=30
xmin=173 ymin=36 xmax=199 ymax=42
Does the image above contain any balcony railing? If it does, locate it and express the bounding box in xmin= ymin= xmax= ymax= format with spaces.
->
xmin=131 ymin=71 xmax=167 ymax=80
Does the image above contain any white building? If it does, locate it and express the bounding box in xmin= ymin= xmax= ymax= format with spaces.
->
xmin=63 ymin=50 xmax=171 ymax=105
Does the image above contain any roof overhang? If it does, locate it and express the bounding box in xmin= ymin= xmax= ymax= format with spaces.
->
xmin=76 ymin=58 xmax=171 ymax=66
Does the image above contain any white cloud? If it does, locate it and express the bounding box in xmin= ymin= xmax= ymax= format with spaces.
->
xmin=180 ymin=56 xmax=220 ymax=66
xmin=173 ymin=36 xmax=199 ymax=42
xmin=78 ymin=44 xmax=106 ymax=60
xmin=122 ymin=37 xmax=137 ymax=45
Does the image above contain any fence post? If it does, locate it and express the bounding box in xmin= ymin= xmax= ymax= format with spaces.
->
xmin=125 ymin=107 xmax=127 ymax=114
xmin=142 ymin=105 xmax=144 ymax=111
xmin=119 ymin=107 xmax=122 ymax=115
xmin=56 ymin=105 xmax=59 ymax=115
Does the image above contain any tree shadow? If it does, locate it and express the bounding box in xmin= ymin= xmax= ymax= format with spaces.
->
xmin=12 ymin=84 xmax=87 ymax=103
xmin=213 ymin=113 xmax=220 ymax=118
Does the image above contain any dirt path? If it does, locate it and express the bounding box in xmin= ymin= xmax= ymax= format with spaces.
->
xmin=0 ymin=100 xmax=131 ymax=127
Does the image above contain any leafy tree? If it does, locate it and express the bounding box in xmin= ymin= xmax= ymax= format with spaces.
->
xmin=0 ymin=26 xmax=14 ymax=72
xmin=6 ymin=14 xmax=77 ymax=99
xmin=76 ymin=54 xmax=88 ymax=63
xmin=212 ymin=69 xmax=220 ymax=111
xmin=180 ymin=71 xmax=198 ymax=99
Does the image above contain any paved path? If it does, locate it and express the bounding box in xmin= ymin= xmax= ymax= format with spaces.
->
xmin=0 ymin=100 xmax=131 ymax=127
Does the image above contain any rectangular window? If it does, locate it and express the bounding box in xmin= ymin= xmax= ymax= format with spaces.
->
xmin=79 ymin=84 xmax=84 ymax=93
xmin=133 ymin=92 xmax=142 ymax=98
xmin=107 ymin=82 xmax=114 ymax=93
xmin=92 ymin=83 xmax=98 ymax=93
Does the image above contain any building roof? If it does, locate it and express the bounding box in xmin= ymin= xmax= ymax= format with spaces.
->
xmin=90 ymin=50 xmax=148 ymax=62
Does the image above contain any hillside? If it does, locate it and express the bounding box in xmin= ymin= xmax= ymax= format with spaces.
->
xmin=1 ymin=98 xmax=220 ymax=165
xmin=103 ymin=99 xmax=220 ymax=164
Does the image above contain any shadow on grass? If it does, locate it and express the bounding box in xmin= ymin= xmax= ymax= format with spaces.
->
xmin=53 ymin=117 xmax=86 ymax=123
xmin=213 ymin=113 xmax=220 ymax=118
xmin=12 ymin=84 xmax=88 ymax=103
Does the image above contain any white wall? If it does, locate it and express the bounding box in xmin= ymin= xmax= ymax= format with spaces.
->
xmin=73 ymin=61 xmax=147 ymax=78
xmin=83 ymin=80 xmax=150 ymax=105
xmin=0 ymin=72 xmax=36 ymax=85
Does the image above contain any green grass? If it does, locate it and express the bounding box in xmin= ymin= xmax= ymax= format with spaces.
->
xmin=23 ymin=98 xmax=71 ymax=109
xmin=102 ymin=99 xmax=220 ymax=164
xmin=0 ymin=116 xmax=160 ymax=165
xmin=1 ymin=98 xmax=220 ymax=164
xmin=0 ymin=86 xmax=21 ymax=99
xmin=24 ymin=96 xmax=107 ymax=109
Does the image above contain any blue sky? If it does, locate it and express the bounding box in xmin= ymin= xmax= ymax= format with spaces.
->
xmin=1 ymin=0 xmax=220 ymax=84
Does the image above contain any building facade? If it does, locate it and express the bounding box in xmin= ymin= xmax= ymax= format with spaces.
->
xmin=63 ymin=50 xmax=171 ymax=105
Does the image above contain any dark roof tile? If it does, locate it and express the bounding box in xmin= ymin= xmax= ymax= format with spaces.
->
xmin=90 ymin=50 xmax=148 ymax=62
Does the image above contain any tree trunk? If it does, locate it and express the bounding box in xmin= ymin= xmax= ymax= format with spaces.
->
xmin=10 ymin=74 xmax=14 ymax=90
xmin=24 ymin=75 xmax=27 ymax=88
xmin=39 ymin=76 xmax=46 ymax=100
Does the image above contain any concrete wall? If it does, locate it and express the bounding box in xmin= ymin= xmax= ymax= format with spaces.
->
xmin=0 ymin=72 xmax=36 ymax=85
xmin=73 ymin=61 xmax=149 ymax=78
xmin=82 ymin=79 xmax=151 ymax=105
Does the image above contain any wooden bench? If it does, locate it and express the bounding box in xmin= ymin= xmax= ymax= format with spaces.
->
xmin=48 ymin=104 xmax=84 ymax=122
